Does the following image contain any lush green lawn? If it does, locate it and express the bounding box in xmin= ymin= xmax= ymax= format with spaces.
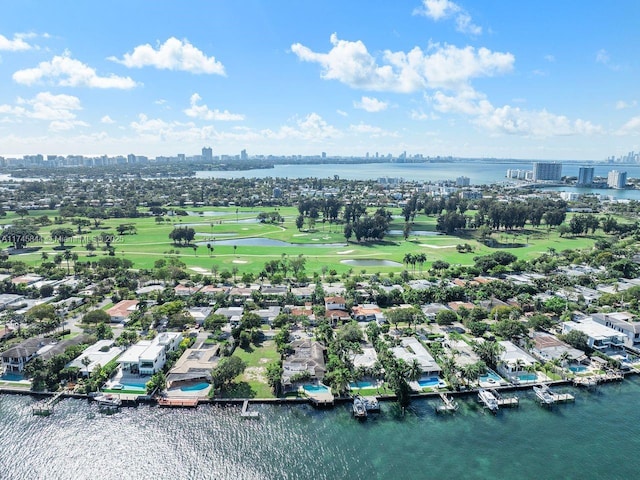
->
xmin=1 ymin=206 xmax=608 ymax=277
xmin=226 ymin=340 xmax=280 ymax=399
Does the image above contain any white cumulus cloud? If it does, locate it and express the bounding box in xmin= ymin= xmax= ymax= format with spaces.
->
xmin=0 ymin=33 xmax=32 ymax=51
xmin=0 ymin=91 xmax=88 ymax=131
xmin=101 ymin=115 xmax=116 ymax=124
xmin=291 ymin=34 xmax=513 ymax=93
xmin=413 ymin=0 xmax=482 ymax=35
xmin=432 ymin=88 xmax=603 ymax=137
xmin=184 ymin=93 xmax=244 ymax=121
xmin=13 ymin=52 xmax=137 ymax=89
xmin=354 ymin=96 xmax=388 ymax=112
xmin=110 ymin=37 xmax=226 ymax=75
xmin=617 ymin=116 xmax=640 ymax=136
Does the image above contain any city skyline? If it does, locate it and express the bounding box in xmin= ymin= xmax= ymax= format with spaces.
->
xmin=1 ymin=1 xmax=639 ymax=160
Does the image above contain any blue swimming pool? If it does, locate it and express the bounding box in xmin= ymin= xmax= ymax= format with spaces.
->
xmin=303 ymin=384 xmax=330 ymax=393
xmin=479 ymin=372 xmax=502 ymax=383
xmin=569 ymin=365 xmax=588 ymax=373
xmin=180 ymin=382 xmax=210 ymax=392
xmin=349 ymin=381 xmax=374 ymax=389
xmin=517 ymin=373 xmax=538 ymax=382
xmin=417 ymin=377 xmax=442 ymax=388
xmin=112 ymin=382 xmax=147 ymax=391
xmin=1 ymin=372 xmax=24 ymax=382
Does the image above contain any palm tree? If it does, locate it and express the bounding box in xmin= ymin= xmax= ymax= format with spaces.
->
xmin=407 ymin=358 xmax=422 ymax=382
xmin=63 ymin=249 xmax=72 ymax=275
xmin=81 ymin=356 xmax=91 ymax=377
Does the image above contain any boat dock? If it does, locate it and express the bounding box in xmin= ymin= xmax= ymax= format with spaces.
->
xmin=533 ymin=384 xmax=574 ymax=406
xmin=492 ymin=389 xmax=519 ymax=408
xmin=478 ymin=389 xmax=499 ymax=413
xmin=32 ymin=390 xmax=66 ymax=416
xmin=436 ymin=393 xmax=459 ymax=413
xmin=95 ymin=394 xmax=122 ymax=413
xmin=573 ymin=371 xmax=623 ymax=388
xmin=240 ymin=400 xmax=259 ymax=418
xmin=157 ymin=397 xmax=199 ymax=408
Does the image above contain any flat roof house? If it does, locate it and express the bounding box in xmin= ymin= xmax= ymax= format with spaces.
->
xmin=117 ymin=332 xmax=182 ymax=375
xmin=562 ymin=319 xmax=626 ymax=352
xmin=391 ymin=337 xmax=441 ymax=377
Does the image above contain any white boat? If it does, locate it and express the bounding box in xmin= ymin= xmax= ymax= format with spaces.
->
xmin=533 ymin=384 xmax=555 ymax=405
xmin=478 ymin=388 xmax=499 ymax=413
xmin=352 ymin=396 xmax=367 ymax=418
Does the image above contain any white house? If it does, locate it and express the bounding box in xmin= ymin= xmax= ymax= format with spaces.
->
xmin=117 ymin=332 xmax=182 ymax=375
xmin=496 ymin=340 xmax=538 ymax=380
xmin=391 ymin=337 xmax=441 ymax=377
xmin=562 ymin=319 xmax=626 ymax=352
xmin=591 ymin=312 xmax=640 ymax=349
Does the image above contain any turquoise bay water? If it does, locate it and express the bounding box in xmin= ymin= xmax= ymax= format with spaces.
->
xmin=2 ymin=379 xmax=640 ymax=479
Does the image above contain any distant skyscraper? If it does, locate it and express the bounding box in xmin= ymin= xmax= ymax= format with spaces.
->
xmin=532 ymin=162 xmax=562 ymax=181
xmin=456 ymin=176 xmax=470 ymax=187
xmin=240 ymin=149 xmax=248 ymax=160
xmin=321 ymin=152 xmax=326 ymax=159
xmin=202 ymin=146 xmax=213 ymax=161
xmin=607 ymin=170 xmax=627 ymax=189
xmin=577 ymin=167 xmax=594 ymax=187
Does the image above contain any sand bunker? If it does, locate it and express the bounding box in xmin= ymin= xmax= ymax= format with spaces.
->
xmin=419 ymin=244 xmax=458 ymax=249
xmin=232 ymin=260 xmax=248 ymax=264
xmin=337 ymin=250 xmax=355 ymax=255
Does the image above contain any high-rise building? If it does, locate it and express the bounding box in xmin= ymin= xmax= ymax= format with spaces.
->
xmin=532 ymin=162 xmax=562 ymax=181
xmin=607 ymin=170 xmax=627 ymax=189
xmin=240 ymin=149 xmax=248 ymax=160
xmin=577 ymin=167 xmax=594 ymax=187
xmin=202 ymin=146 xmax=213 ymax=162
xmin=456 ymin=176 xmax=470 ymax=187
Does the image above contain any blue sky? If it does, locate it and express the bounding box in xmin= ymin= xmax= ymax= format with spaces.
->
xmin=0 ymin=0 xmax=639 ymax=160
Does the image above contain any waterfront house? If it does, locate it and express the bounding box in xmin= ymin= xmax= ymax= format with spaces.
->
xmin=2 ymin=335 xmax=90 ymax=373
xmin=67 ymin=340 xmax=124 ymax=377
xmin=117 ymin=332 xmax=182 ymax=375
xmin=496 ymin=340 xmax=538 ymax=381
xmin=281 ymin=339 xmax=326 ymax=392
xmin=166 ymin=344 xmax=220 ymax=388
xmin=174 ymin=283 xmax=201 ymax=296
xmin=106 ymin=300 xmax=139 ymax=324
xmin=390 ymin=337 xmax=441 ymax=377
xmin=591 ymin=312 xmax=640 ymax=349
xmin=351 ymin=346 xmax=378 ymax=371
xmin=562 ymin=319 xmax=626 ymax=352
xmin=530 ymin=332 xmax=586 ymax=363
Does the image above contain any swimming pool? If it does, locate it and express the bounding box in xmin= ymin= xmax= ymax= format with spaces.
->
xmin=479 ymin=372 xmax=502 ymax=383
xmin=1 ymin=372 xmax=24 ymax=382
xmin=349 ymin=381 xmax=375 ymax=389
xmin=303 ymin=384 xmax=330 ymax=393
xmin=517 ymin=373 xmax=538 ymax=382
xmin=569 ymin=365 xmax=588 ymax=373
xmin=417 ymin=377 xmax=442 ymax=388
xmin=112 ymin=382 xmax=147 ymax=391
xmin=180 ymin=382 xmax=210 ymax=392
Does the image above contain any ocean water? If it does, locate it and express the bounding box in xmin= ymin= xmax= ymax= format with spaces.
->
xmin=2 ymin=378 xmax=640 ymax=479
xmin=196 ymin=160 xmax=640 ymax=190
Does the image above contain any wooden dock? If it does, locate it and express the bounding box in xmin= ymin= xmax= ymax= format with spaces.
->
xmin=157 ymin=397 xmax=199 ymax=408
xmin=574 ymin=371 xmax=624 ymax=388
xmin=436 ymin=393 xmax=459 ymax=413
xmin=32 ymin=390 xmax=66 ymax=416
xmin=534 ymin=384 xmax=574 ymax=406
xmin=492 ymin=389 xmax=519 ymax=408
xmin=240 ymin=400 xmax=259 ymax=418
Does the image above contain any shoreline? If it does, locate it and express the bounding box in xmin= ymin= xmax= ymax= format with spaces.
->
xmin=0 ymin=374 xmax=627 ymax=410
